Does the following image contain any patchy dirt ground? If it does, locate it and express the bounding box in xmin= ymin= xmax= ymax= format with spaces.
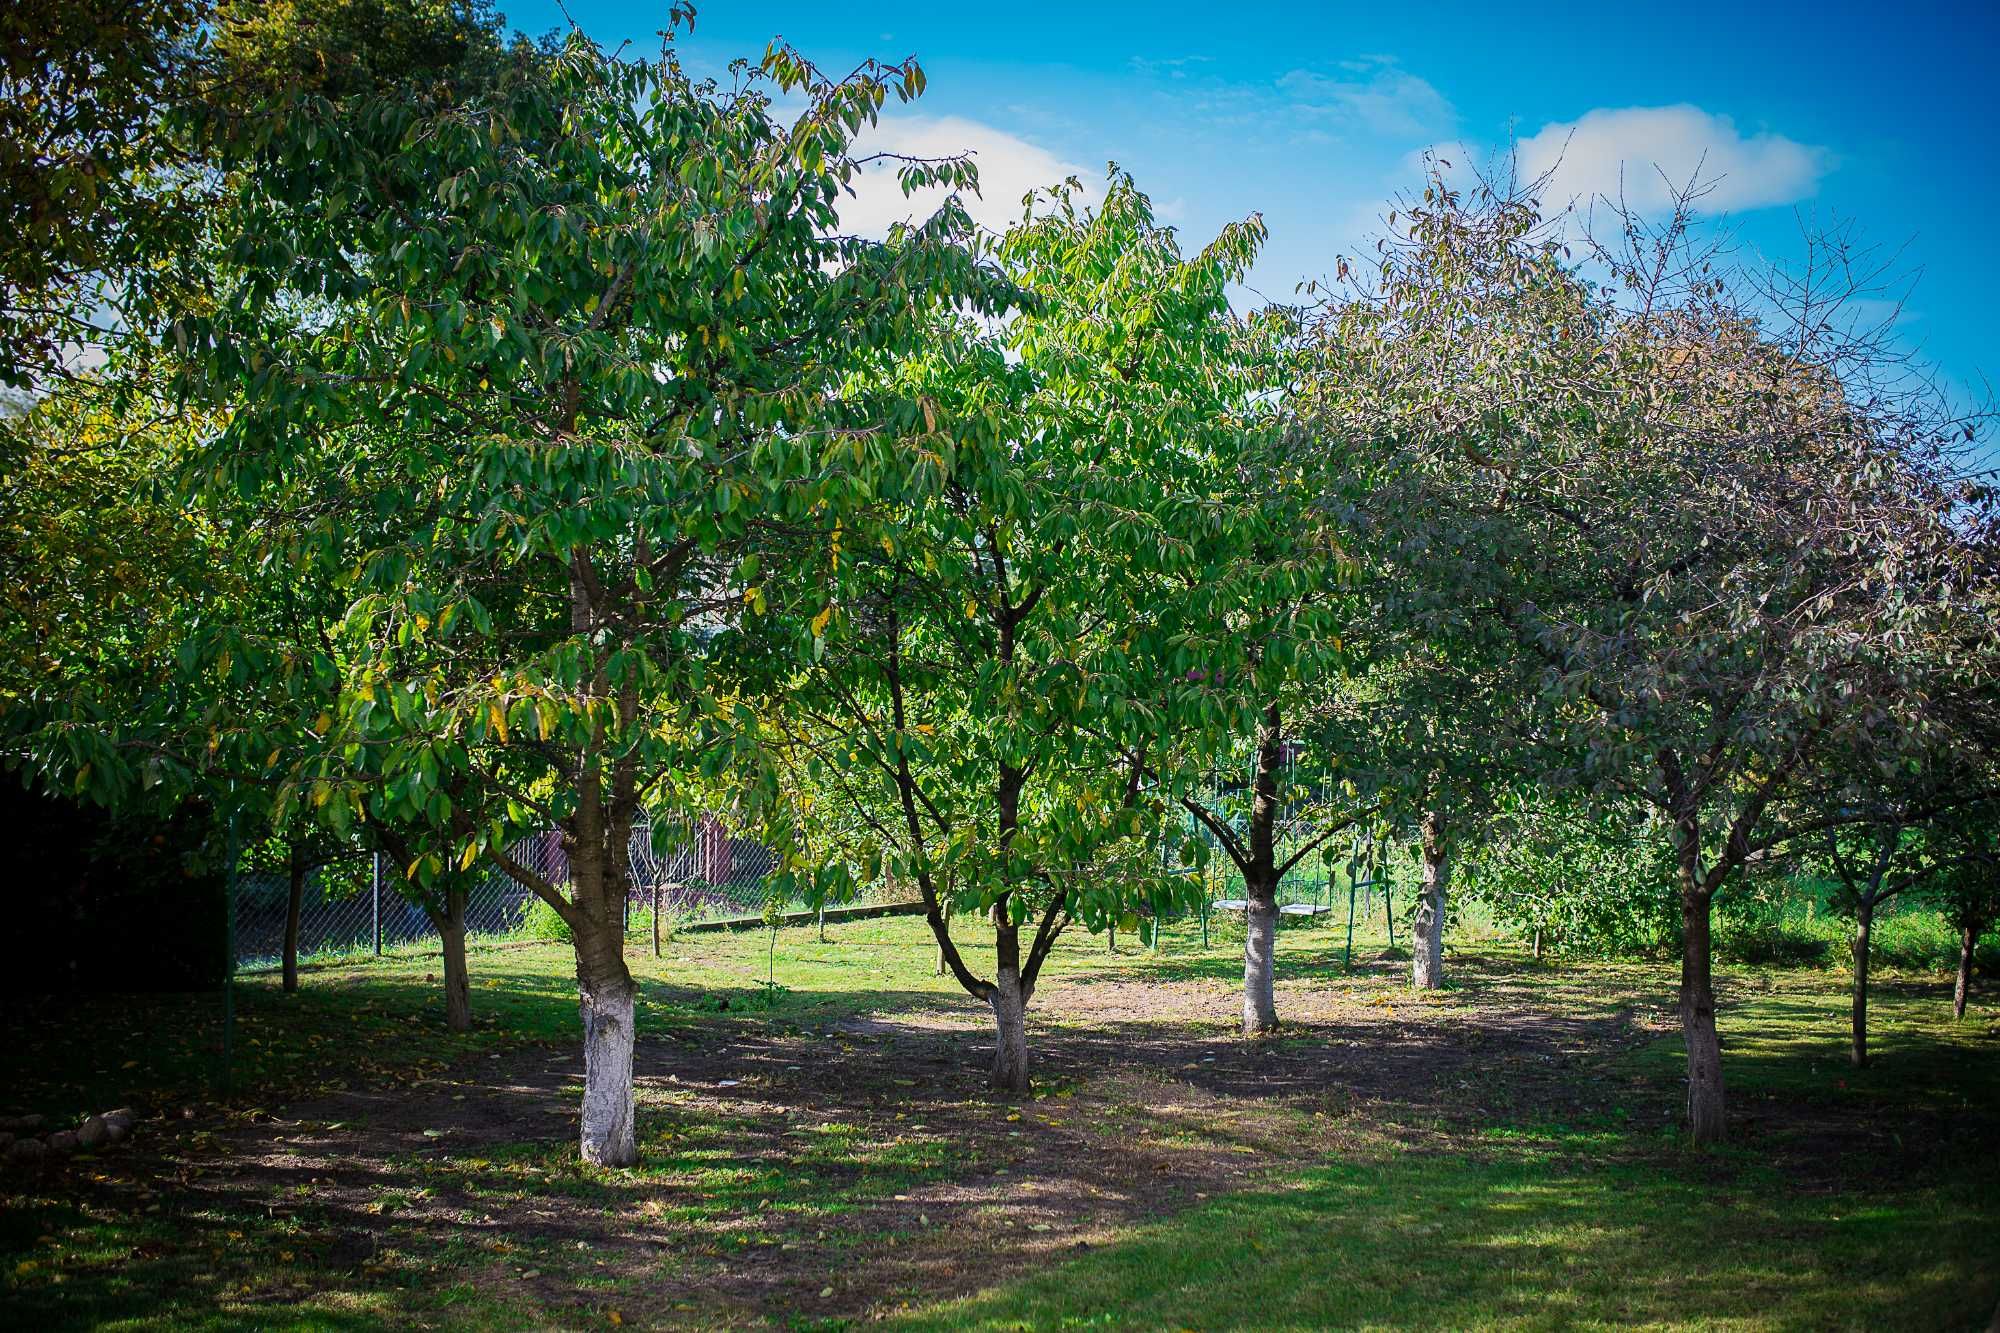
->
xmin=5 ymin=944 xmax=1992 ymax=1329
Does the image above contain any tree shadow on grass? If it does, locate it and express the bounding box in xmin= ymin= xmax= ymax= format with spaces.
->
xmin=886 ymin=1148 xmax=2000 ymax=1332
xmin=9 ymin=943 xmax=1999 ymax=1329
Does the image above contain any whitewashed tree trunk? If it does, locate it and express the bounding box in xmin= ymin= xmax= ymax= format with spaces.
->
xmin=1240 ymin=702 xmax=1284 ymax=1037
xmin=578 ymin=971 xmax=636 ymax=1165
xmin=570 ymin=806 xmax=639 ymax=1166
xmin=1242 ymin=891 xmax=1279 ymax=1035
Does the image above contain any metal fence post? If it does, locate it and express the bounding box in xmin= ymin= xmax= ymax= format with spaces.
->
xmin=372 ymin=852 xmax=383 ymax=956
xmin=1345 ymin=876 xmax=1360 ymax=969
xmin=221 ymin=828 xmax=237 ymax=1094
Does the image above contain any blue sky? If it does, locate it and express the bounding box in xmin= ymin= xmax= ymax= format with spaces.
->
xmin=514 ymin=0 xmax=1997 ymax=419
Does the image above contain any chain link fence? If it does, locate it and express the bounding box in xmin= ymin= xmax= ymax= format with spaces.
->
xmin=233 ymin=794 xmax=1402 ymax=971
xmin=232 ymin=816 xmax=910 ymax=972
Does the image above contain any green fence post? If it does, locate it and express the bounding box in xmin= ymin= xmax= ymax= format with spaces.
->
xmin=1344 ymin=877 xmax=1358 ymax=969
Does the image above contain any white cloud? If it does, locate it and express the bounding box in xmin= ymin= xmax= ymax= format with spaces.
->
xmin=1277 ymin=59 xmax=1455 ymax=140
xmin=1516 ymin=105 xmax=1830 ymax=213
xmin=834 ymin=115 xmax=1098 ymax=239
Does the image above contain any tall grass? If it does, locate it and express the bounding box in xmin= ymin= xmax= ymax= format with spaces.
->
xmin=1715 ymin=889 xmax=1996 ymax=976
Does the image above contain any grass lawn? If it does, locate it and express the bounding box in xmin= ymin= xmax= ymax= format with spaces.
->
xmin=2 ymin=913 xmax=1996 ymax=1330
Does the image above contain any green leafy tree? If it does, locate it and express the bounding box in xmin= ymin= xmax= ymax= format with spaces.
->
xmin=0 ymin=0 xmax=512 ymax=391
xmin=1461 ymin=794 xmax=1678 ymax=960
xmin=0 ymin=0 xmax=208 ymax=389
xmin=1144 ymin=303 xmax=1386 ymax=1034
xmin=166 ymin=21 xmax=997 ymax=1164
xmin=1311 ymin=166 xmax=1991 ymax=1142
xmin=1933 ymin=820 xmax=2000 ymax=1020
xmin=1793 ymin=699 xmax=2000 ymax=1062
xmin=775 ymin=175 xmax=1265 ymax=1090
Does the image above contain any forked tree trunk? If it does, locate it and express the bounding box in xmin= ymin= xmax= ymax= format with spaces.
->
xmin=1411 ymin=806 xmax=1449 ymax=990
xmin=989 ymin=916 xmax=1031 ymax=1095
xmin=1954 ymin=923 xmax=1976 ymax=1020
xmin=1679 ymin=875 xmax=1726 ymax=1144
xmin=438 ymin=881 xmax=471 ymax=1033
xmin=1850 ymin=902 xmax=1874 ymax=1068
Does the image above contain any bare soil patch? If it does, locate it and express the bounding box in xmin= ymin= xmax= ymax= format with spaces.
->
xmin=14 ymin=952 xmax=1982 ymax=1328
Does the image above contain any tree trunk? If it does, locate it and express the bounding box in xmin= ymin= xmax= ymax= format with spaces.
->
xmin=935 ymin=901 xmax=952 ymax=977
xmin=1240 ymin=701 xmax=1283 ymax=1037
xmin=1679 ymin=877 xmax=1726 ymax=1144
xmin=1242 ymin=887 xmax=1279 ymax=1036
xmin=989 ymin=918 xmax=1031 ymax=1095
xmin=571 ymin=825 xmax=638 ymax=1167
xmin=1849 ymin=902 xmax=1874 ymax=1068
xmin=282 ymin=845 xmax=306 ymax=994
xmin=1954 ymin=923 xmax=1976 ymax=1020
xmin=440 ymin=880 xmax=471 ymax=1033
xmin=1411 ymin=805 xmax=1448 ymax=990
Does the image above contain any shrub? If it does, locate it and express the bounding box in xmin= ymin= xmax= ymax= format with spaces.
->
xmin=1871 ymin=913 xmax=2000 ymax=976
xmin=517 ymin=896 xmax=571 ymax=944
xmin=1714 ymin=918 xmax=1834 ymax=968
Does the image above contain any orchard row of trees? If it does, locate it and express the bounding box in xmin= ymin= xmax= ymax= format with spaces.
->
xmin=4 ymin=2 xmax=1996 ymax=1163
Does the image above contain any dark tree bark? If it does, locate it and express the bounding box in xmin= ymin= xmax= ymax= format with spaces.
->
xmin=989 ymin=908 xmax=1031 ymax=1095
xmin=1849 ymin=901 xmax=1874 ymax=1068
xmin=1828 ymin=826 xmax=1911 ymax=1070
xmin=1678 ymin=883 xmax=1725 ymax=1144
xmin=282 ymin=842 xmax=307 ymax=994
xmin=1956 ymin=922 xmax=1978 ymax=1020
xmin=984 ymin=761 xmax=1037 ymax=1095
xmin=884 ymin=588 xmax=1080 ymax=1102
xmin=1664 ymin=780 xmax=1728 ymax=1144
xmin=429 ymin=879 xmax=472 ymax=1033
xmin=1178 ymin=702 xmax=1372 ymax=1039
